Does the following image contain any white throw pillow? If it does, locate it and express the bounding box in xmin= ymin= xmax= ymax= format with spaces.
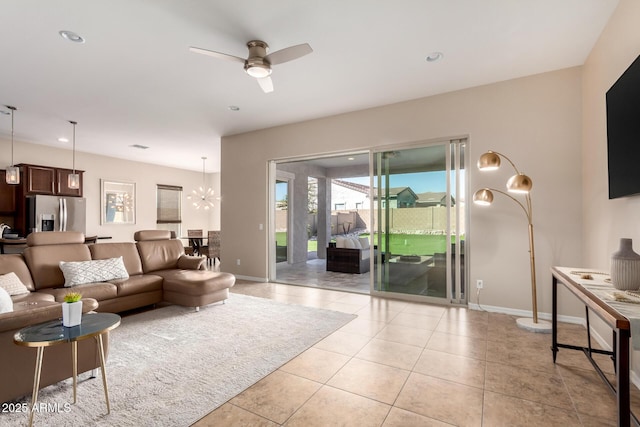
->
xmin=335 ymin=236 xmax=346 ymax=248
xmin=59 ymin=257 xmax=129 ymax=287
xmin=0 ymin=272 xmax=30 ymax=295
xmin=359 ymin=237 xmax=370 ymax=250
xmin=344 ymin=237 xmax=356 ymax=249
xmin=0 ymin=287 xmax=13 ymax=314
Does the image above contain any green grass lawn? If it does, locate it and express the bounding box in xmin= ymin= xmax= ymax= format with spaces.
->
xmin=361 ymin=233 xmax=449 ymax=255
xmin=276 ymin=232 xmax=461 ymax=255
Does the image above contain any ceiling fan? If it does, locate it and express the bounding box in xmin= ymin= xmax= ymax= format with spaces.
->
xmin=189 ymin=40 xmax=313 ymax=93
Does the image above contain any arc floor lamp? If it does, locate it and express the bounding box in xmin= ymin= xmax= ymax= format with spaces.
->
xmin=473 ymin=150 xmax=551 ymax=333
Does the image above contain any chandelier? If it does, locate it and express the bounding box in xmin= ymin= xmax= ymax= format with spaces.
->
xmin=187 ymin=157 xmax=216 ymax=210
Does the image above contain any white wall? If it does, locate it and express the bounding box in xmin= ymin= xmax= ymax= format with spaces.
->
xmin=581 ymin=0 xmax=640 ymax=363
xmin=0 ymin=138 xmax=219 ymax=242
xmin=582 ymin=0 xmax=640 ymax=268
xmin=221 ymin=67 xmax=585 ymax=318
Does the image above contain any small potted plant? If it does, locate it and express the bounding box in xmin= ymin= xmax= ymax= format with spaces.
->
xmin=62 ymin=292 xmax=83 ymax=327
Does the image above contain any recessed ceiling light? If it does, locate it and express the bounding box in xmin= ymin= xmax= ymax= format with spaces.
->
xmin=59 ymin=30 xmax=85 ymax=43
xmin=58 ymin=137 xmax=69 ymax=143
xmin=228 ymin=106 xmax=240 ymax=111
xmin=347 ymin=157 xmax=355 ymax=161
xmin=426 ymin=52 xmax=444 ymax=62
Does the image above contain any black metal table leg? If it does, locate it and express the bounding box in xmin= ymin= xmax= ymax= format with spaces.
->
xmin=552 ymin=275 xmax=559 ymax=363
xmin=617 ymin=328 xmax=631 ymax=427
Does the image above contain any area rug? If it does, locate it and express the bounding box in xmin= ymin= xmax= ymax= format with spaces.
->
xmin=1 ymin=293 xmax=356 ymax=426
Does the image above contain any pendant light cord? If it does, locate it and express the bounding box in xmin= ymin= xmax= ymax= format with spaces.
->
xmin=7 ymin=106 xmax=16 ymax=166
xmin=70 ymin=120 xmax=77 ymax=173
xmin=201 ymin=156 xmax=207 ymax=189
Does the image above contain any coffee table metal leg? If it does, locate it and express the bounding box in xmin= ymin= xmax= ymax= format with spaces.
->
xmin=96 ymin=334 xmax=111 ymax=413
xmin=29 ymin=347 xmax=45 ymax=427
xmin=72 ymin=341 xmax=78 ymax=403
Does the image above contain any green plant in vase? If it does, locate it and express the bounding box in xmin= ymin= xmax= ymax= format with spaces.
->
xmin=63 ymin=292 xmax=82 ymax=303
xmin=62 ymin=292 xmax=83 ymax=327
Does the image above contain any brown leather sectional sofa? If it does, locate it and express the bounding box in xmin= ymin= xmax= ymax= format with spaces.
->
xmin=0 ymin=229 xmax=235 ymax=404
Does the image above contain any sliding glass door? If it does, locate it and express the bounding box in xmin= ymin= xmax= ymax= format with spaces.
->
xmin=373 ymin=140 xmax=466 ymax=303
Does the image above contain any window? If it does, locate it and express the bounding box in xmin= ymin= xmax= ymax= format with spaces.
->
xmin=334 ymin=203 xmax=345 ymax=210
xmin=157 ymin=184 xmax=182 ymax=236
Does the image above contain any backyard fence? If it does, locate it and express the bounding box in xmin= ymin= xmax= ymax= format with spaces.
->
xmin=275 ymin=206 xmax=464 ymax=236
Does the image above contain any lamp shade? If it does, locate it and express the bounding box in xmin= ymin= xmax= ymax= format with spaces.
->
xmin=477 ymin=151 xmax=501 ymax=171
xmin=5 ymin=166 xmax=19 ymax=185
xmin=68 ymin=173 xmax=80 ymax=190
xmin=506 ymin=173 xmax=532 ymax=193
xmin=473 ymin=188 xmax=493 ymax=205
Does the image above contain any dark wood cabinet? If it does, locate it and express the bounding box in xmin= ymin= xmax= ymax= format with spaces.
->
xmin=18 ymin=164 xmax=83 ymax=197
xmin=0 ymin=165 xmax=84 ymax=234
xmin=0 ymin=170 xmax=17 ymax=213
xmin=22 ymin=165 xmax=56 ymax=195
xmin=56 ymin=168 xmax=83 ymax=197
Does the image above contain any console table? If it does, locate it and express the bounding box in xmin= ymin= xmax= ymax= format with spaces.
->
xmin=551 ymin=266 xmax=638 ymax=426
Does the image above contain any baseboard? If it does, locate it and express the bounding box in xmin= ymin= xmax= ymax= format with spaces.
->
xmin=467 ymin=303 xmax=583 ymax=325
xmin=234 ymin=275 xmax=268 ymax=283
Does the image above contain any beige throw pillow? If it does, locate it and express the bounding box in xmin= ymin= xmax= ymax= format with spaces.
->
xmin=59 ymin=256 xmax=129 ymax=287
xmin=0 ymin=272 xmax=30 ymax=296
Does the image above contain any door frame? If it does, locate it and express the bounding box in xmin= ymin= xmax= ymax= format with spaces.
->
xmin=368 ymin=138 xmax=469 ymax=305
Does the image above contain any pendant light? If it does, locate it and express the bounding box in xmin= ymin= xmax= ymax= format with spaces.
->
xmin=5 ymin=105 xmax=19 ymax=185
xmin=67 ymin=120 xmax=80 ymax=189
xmin=187 ymin=157 xmax=216 ymax=210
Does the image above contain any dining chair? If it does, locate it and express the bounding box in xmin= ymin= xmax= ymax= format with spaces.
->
xmin=203 ymin=230 xmax=221 ymax=265
xmin=187 ymin=229 xmax=204 ymax=256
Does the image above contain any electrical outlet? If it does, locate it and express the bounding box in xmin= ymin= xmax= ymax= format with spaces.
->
xmin=236 ymin=259 xmax=241 ymax=266
xmin=476 ymin=279 xmax=484 ymax=289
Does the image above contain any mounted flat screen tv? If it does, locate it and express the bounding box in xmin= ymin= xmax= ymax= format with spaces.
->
xmin=607 ymin=54 xmax=640 ymax=199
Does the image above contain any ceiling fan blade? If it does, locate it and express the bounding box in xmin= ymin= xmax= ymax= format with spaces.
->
xmin=257 ymin=76 xmax=274 ymax=93
xmin=265 ymin=43 xmax=313 ymax=65
xmin=189 ymin=46 xmax=245 ymax=64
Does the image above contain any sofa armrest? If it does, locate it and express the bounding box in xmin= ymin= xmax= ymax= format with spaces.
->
xmin=0 ymin=298 xmax=98 ymax=334
xmin=177 ymin=255 xmax=206 ymax=270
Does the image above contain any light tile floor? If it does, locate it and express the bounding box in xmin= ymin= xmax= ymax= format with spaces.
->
xmin=193 ymin=279 xmax=640 ymax=426
xmin=275 ymin=258 xmax=371 ymax=293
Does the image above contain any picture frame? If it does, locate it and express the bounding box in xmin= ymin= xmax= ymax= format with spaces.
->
xmin=101 ymin=180 xmax=136 ymax=225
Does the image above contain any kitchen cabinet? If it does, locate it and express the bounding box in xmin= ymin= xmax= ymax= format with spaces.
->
xmin=18 ymin=164 xmax=83 ymax=197
xmin=56 ymin=168 xmax=84 ymax=197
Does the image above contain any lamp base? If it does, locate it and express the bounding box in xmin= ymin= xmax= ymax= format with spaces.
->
xmin=516 ymin=317 xmax=552 ymax=333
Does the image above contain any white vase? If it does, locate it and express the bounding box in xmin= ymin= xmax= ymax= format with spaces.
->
xmin=62 ymin=301 xmax=83 ymax=327
xmin=611 ymin=238 xmax=640 ymax=290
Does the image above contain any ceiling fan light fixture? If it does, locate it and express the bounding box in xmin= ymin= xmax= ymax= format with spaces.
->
xmin=245 ymin=64 xmax=272 ymax=78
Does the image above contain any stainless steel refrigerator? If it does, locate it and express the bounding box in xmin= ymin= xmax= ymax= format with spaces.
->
xmin=26 ymin=195 xmax=87 ymax=234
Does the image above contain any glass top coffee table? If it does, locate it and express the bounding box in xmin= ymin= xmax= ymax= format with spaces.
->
xmin=14 ymin=312 xmax=121 ymax=427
